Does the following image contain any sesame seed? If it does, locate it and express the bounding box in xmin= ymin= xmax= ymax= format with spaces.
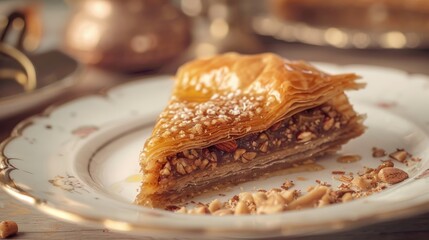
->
xmin=207 ymin=109 xmax=216 ymax=115
xmin=162 ymin=130 xmax=171 ymax=138
xmin=229 ymin=109 xmax=240 ymax=116
xmin=193 ymin=124 xmax=203 ymax=134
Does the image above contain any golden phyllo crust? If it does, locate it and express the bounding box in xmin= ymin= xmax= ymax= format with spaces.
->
xmin=137 ymin=52 xmax=364 ymax=206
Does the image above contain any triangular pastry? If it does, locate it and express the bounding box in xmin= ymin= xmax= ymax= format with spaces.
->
xmin=137 ymin=53 xmax=365 ymax=207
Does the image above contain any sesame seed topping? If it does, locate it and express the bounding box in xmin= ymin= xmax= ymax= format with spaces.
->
xmin=193 ymin=124 xmax=203 ymax=134
xmin=229 ymin=108 xmax=240 ymax=116
xmin=162 ymin=130 xmax=171 ymax=138
xmin=152 ymin=91 xmax=267 ymax=140
xmin=207 ymin=109 xmax=216 ymax=115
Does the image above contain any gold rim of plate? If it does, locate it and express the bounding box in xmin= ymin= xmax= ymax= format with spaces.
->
xmin=1 ymin=74 xmax=429 ymax=237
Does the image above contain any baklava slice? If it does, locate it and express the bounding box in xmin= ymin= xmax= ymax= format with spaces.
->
xmin=137 ymin=53 xmax=365 ymax=207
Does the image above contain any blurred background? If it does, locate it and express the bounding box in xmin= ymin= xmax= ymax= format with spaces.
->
xmin=1 ymin=0 xmax=429 ymax=121
xmin=2 ymin=1 xmax=429 ymax=238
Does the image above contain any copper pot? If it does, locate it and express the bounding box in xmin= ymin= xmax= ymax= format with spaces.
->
xmin=63 ymin=0 xmax=191 ymax=72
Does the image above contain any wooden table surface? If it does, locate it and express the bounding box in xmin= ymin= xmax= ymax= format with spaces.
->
xmin=1 ymin=43 xmax=429 ymax=239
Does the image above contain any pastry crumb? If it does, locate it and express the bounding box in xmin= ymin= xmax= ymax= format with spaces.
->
xmin=173 ymin=160 xmax=410 ymax=215
xmin=315 ymin=179 xmax=331 ymax=187
xmin=281 ymin=180 xmax=295 ymax=190
xmin=372 ymin=147 xmax=386 ymax=158
xmin=389 ymin=149 xmax=409 ymax=163
xmin=170 ymin=148 xmax=419 ymax=216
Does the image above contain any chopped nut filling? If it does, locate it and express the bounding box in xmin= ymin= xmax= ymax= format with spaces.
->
xmin=158 ymin=104 xmax=347 ymax=183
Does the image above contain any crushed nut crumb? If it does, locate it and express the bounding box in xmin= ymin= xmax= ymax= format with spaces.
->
xmin=389 ymin=149 xmax=408 ymax=163
xmin=378 ymin=167 xmax=409 ymax=184
xmin=170 ymin=153 xmax=414 ymax=216
xmin=372 ymin=147 xmax=386 ymax=158
xmin=0 ymin=221 xmax=18 ymax=239
xmin=281 ymin=180 xmax=295 ymax=190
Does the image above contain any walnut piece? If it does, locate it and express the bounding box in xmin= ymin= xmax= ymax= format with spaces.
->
xmin=351 ymin=176 xmax=371 ymax=190
xmin=389 ymin=149 xmax=408 ymax=163
xmin=208 ymin=199 xmax=222 ymax=212
xmin=215 ymin=140 xmax=238 ymax=153
xmin=372 ymin=147 xmax=386 ymax=158
xmin=287 ymin=186 xmax=329 ymax=210
xmin=234 ymin=202 xmax=250 ymax=215
xmin=378 ymin=167 xmax=409 ymax=184
xmin=0 ymin=221 xmax=18 ymax=239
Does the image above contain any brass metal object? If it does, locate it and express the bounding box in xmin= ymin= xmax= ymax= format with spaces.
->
xmin=63 ymin=0 xmax=191 ymax=72
xmin=0 ymin=8 xmax=41 ymax=92
xmin=0 ymin=43 xmax=36 ymax=92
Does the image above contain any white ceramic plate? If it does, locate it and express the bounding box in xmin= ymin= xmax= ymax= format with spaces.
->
xmin=1 ymin=64 xmax=429 ymax=239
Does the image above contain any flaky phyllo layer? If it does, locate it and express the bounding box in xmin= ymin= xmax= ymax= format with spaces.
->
xmin=137 ymin=53 xmax=365 ymax=206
